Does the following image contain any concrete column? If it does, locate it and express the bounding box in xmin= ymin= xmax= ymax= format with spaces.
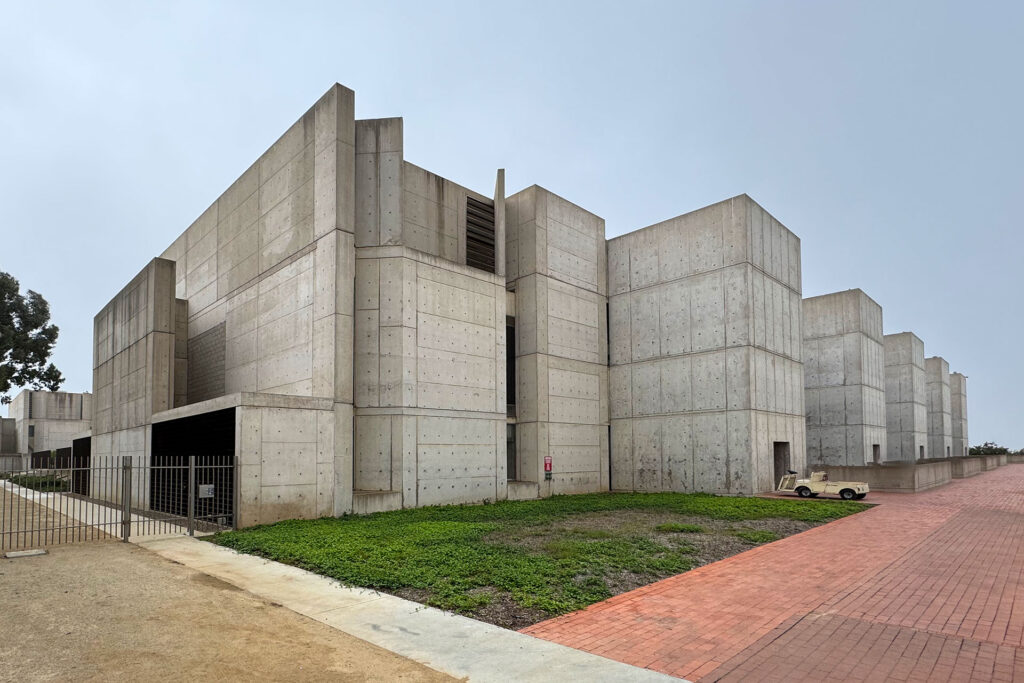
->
xmin=950 ymin=372 xmax=968 ymax=458
xmin=494 ymin=169 xmax=505 ymax=278
xmin=925 ymin=356 xmax=953 ymax=459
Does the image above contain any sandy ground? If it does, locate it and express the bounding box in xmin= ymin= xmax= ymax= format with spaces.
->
xmin=0 ymin=491 xmax=114 ymax=551
xmin=0 ymin=542 xmax=455 ymax=682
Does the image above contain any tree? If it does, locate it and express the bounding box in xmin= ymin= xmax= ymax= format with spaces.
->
xmin=969 ymin=442 xmax=1009 ymax=456
xmin=0 ymin=271 xmax=64 ymax=404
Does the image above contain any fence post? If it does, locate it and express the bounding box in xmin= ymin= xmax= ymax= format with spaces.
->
xmin=187 ymin=455 xmax=195 ymax=537
xmin=121 ymin=456 xmax=132 ymax=543
xmin=232 ymin=455 xmax=239 ymax=530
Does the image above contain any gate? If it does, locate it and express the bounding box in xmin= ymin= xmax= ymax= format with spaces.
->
xmin=0 ymin=455 xmax=236 ymax=551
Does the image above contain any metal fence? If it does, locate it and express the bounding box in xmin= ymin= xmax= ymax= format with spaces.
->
xmin=0 ymin=455 xmax=236 ymax=551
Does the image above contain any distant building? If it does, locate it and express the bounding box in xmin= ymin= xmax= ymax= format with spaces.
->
xmin=803 ymin=289 xmax=886 ymax=466
xmin=925 ymin=357 xmax=953 ymax=459
xmin=883 ymin=332 xmax=929 ymax=461
xmin=5 ymin=390 xmax=92 ymax=459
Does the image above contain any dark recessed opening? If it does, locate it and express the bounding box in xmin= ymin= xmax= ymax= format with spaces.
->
xmin=466 ymin=196 xmax=496 ymax=273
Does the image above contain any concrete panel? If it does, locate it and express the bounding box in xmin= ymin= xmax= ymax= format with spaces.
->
xmin=607 ymin=195 xmax=803 ymax=495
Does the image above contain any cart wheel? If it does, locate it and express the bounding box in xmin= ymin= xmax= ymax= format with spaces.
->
xmin=797 ymin=487 xmax=812 ymax=498
xmin=840 ymin=489 xmax=856 ymax=500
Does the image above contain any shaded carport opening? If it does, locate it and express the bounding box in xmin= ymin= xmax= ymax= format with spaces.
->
xmin=151 ymin=408 xmax=235 ymax=525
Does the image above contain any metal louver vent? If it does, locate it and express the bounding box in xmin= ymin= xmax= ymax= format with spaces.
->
xmin=466 ymin=196 xmax=496 ymax=273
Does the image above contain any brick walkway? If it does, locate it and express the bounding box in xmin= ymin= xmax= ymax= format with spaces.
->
xmin=522 ymin=465 xmax=1024 ymax=681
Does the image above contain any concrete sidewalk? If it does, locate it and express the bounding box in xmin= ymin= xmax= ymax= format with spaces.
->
xmin=137 ymin=535 xmax=682 ymax=683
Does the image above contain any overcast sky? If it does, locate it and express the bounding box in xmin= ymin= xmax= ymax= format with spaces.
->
xmin=2 ymin=1 xmax=1021 ymax=446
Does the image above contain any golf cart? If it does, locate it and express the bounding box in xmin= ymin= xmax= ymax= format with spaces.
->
xmin=777 ymin=470 xmax=869 ymax=500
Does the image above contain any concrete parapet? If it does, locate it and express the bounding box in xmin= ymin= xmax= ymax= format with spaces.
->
xmin=1008 ymin=455 xmax=1024 ymax=464
xmin=981 ymin=455 xmax=1002 ymax=471
xmin=506 ymin=481 xmax=540 ymax=501
xmin=352 ymin=491 xmax=402 ymax=515
xmin=949 ymin=457 xmax=983 ymax=479
xmin=819 ymin=461 xmax=951 ymax=493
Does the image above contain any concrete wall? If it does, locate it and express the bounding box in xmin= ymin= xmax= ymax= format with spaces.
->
xmin=352 ymin=117 xmax=507 ymax=510
xmin=91 ymin=258 xmax=177 ymax=471
xmin=505 ymin=186 xmax=609 ymax=497
xmin=925 ymin=356 xmax=953 ymax=459
xmin=607 ymin=195 xmax=805 ymax=495
xmin=803 ymin=289 xmax=886 ymax=466
xmin=883 ymin=332 xmax=928 ymax=461
xmin=222 ymin=399 xmax=337 ymax=526
xmin=158 ymin=84 xmax=355 ymax=405
xmin=950 ymin=372 xmax=968 ymax=458
xmin=949 ymin=456 xmax=982 ymax=478
xmin=981 ymin=454 xmax=1002 ymax=471
xmin=820 ymin=460 xmax=951 ymax=493
xmin=91 ymin=84 xmax=357 ymax=522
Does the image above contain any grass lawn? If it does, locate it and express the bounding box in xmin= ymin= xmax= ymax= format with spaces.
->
xmin=210 ymin=492 xmax=866 ymax=628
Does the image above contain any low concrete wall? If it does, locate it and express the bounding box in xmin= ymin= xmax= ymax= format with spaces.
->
xmin=982 ymin=455 xmax=1001 ymax=471
xmin=949 ymin=457 xmax=983 ymax=479
xmin=0 ymin=454 xmax=27 ymax=472
xmin=1008 ymin=454 xmax=1024 ymax=465
xmin=819 ymin=461 xmax=952 ymax=493
xmin=998 ymin=454 xmax=1008 ymax=466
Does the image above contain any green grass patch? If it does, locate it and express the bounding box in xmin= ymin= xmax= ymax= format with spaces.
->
xmin=7 ymin=474 xmax=69 ymax=492
xmin=656 ymin=522 xmax=706 ymax=534
xmin=732 ymin=529 xmax=781 ymax=544
xmin=211 ymin=492 xmax=863 ymax=620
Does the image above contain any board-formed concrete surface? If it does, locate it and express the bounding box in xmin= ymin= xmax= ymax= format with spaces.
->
xmin=523 ymin=465 xmax=1024 ymax=682
xmin=607 ymin=194 xmax=806 ymax=495
xmin=926 ymin=356 xmax=954 ymax=459
xmin=802 ymin=289 xmax=886 ymax=466
xmin=951 ymin=371 xmax=969 ymax=458
xmin=505 ymin=186 xmax=610 ymax=496
xmin=883 ymin=332 xmax=929 ymax=461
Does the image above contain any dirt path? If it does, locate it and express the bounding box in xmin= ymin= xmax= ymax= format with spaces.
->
xmin=0 ymin=491 xmax=112 ymax=550
xmin=0 ymin=542 xmax=455 ymax=682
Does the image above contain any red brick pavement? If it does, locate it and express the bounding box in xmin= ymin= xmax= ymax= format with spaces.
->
xmin=521 ymin=465 xmax=1024 ymax=681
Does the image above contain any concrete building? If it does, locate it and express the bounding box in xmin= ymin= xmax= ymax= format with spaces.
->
xmin=607 ymin=195 xmax=806 ymax=495
xmin=803 ymin=289 xmax=886 ymax=466
xmin=89 ymin=85 xmax=519 ymax=525
xmin=950 ymin=372 xmax=968 ymax=458
xmin=5 ymin=390 xmax=92 ymax=456
xmin=505 ymin=186 xmax=610 ymax=500
xmin=87 ymin=83 xmax=815 ymax=526
xmin=925 ymin=357 xmax=953 ymax=459
xmin=883 ymin=333 xmax=928 ymax=461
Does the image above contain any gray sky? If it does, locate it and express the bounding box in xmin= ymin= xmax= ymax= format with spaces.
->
xmin=2 ymin=1 xmax=1021 ymax=446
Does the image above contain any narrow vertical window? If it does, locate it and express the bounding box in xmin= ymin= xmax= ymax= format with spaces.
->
xmin=506 ymin=424 xmax=516 ymax=481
